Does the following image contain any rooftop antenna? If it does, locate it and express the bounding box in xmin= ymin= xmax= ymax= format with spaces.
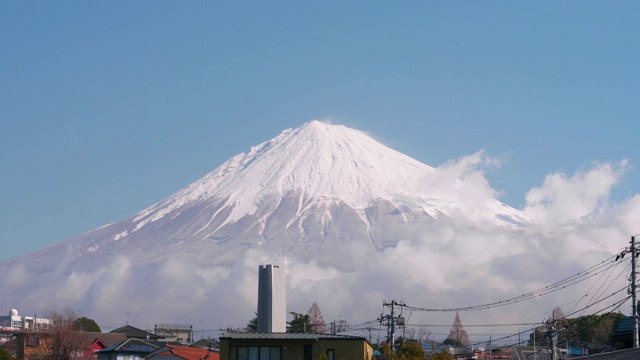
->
xmin=125 ymin=311 xmax=130 ymax=325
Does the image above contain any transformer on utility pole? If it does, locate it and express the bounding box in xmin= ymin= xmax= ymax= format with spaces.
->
xmin=620 ymin=235 xmax=640 ymax=348
xmin=379 ymin=300 xmax=406 ymax=352
xmin=631 ymin=236 xmax=639 ymax=348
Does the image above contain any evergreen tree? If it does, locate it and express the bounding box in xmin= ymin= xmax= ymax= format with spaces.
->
xmin=73 ymin=317 xmax=101 ymax=332
xmin=287 ymin=312 xmax=313 ymax=333
xmin=246 ymin=312 xmax=258 ymax=332
xmin=442 ymin=338 xmax=464 ymax=347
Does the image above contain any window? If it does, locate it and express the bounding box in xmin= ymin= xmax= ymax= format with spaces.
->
xmin=249 ymin=346 xmax=259 ymax=360
xmin=27 ymin=336 xmax=40 ymax=347
xmin=238 ymin=346 xmax=282 ymax=360
xmin=327 ymin=349 xmax=335 ymax=360
xmin=303 ymin=345 xmax=312 ymax=360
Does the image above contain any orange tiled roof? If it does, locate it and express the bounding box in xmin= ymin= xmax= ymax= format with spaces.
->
xmin=150 ymin=344 xmax=219 ymax=360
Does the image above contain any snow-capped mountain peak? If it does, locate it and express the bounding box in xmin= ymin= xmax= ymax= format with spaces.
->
xmin=193 ymin=120 xmax=434 ymax=204
xmin=129 ymin=121 xmax=524 ymax=239
xmin=3 ymin=121 xmax=526 ymax=277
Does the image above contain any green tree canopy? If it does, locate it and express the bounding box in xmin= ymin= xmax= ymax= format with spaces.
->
xmin=442 ymin=338 xmax=463 ymax=347
xmin=0 ymin=349 xmax=14 ymax=360
xmin=427 ymin=348 xmax=453 ymax=360
xmin=398 ymin=342 xmax=424 ymax=360
xmin=73 ymin=317 xmax=101 ymax=332
xmin=246 ymin=312 xmax=258 ymax=332
xmin=287 ymin=312 xmax=313 ymax=333
xmin=377 ymin=343 xmax=396 ymax=360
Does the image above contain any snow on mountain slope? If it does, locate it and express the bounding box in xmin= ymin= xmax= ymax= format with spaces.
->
xmin=2 ymin=121 xmax=527 ymax=275
xmin=129 ymin=120 xmax=524 ymax=238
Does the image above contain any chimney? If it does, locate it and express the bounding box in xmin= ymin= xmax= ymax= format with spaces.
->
xmin=257 ymin=264 xmax=286 ymax=333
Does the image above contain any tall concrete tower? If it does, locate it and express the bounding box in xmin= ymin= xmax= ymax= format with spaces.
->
xmin=257 ymin=264 xmax=286 ymax=333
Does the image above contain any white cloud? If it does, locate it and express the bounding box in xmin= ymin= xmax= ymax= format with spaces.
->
xmin=523 ymin=160 xmax=628 ymax=227
xmin=0 ymin=158 xmax=636 ymax=345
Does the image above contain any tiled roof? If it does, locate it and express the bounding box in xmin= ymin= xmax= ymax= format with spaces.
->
xmin=614 ymin=317 xmax=634 ymax=334
xmin=79 ymin=332 xmax=128 ymax=348
xmin=97 ymin=338 xmax=159 ymax=354
xmin=189 ymin=338 xmax=218 ymax=349
xmin=220 ymin=333 xmax=366 ymax=341
xmin=109 ymin=324 xmax=158 ymax=339
xmin=148 ymin=345 xmax=220 ymax=360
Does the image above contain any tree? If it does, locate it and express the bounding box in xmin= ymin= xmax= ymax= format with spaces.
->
xmin=417 ymin=326 xmax=432 ymax=344
xmin=287 ymin=312 xmax=313 ymax=333
xmin=377 ymin=342 xmax=397 ymax=360
xmin=405 ymin=326 xmax=431 ymax=344
xmin=35 ymin=306 xmax=86 ymax=360
xmin=442 ymin=338 xmax=463 ymax=347
xmin=246 ymin=312 xmax=258 ymax=332
xmin=73 ymin=317 xmax=101 ymax=332
xmin=0 ymin=349 xmax=14 ymax=360
xmin=446 ymin=312 xmax=469 ymax=345
xmin=427 ymin=348 xmax=453 ymax=360
xmin=307 ymin=303 xmax=327 ymax=334
xmin=398 ymin=342 xmax=423 ymax=360
xmin=316 ymin=350 xmax=329 ymax=360
xmin=565 ymin=312 xmax=626 ymax=346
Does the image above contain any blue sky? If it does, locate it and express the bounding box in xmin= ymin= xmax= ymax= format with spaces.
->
xmin=1 ymin=1 xmax=638 ymax=262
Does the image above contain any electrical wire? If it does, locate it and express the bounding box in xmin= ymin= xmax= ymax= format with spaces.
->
xmin=400 ymin=255 xmax=623 ymax=312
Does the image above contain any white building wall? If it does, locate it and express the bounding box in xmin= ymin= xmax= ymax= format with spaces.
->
xmin=0 ymin=312 xmax=52 ymax=331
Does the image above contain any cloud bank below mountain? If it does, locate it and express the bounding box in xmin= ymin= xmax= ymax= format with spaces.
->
xmin=2 ymin=151 xmax=634 ymax=345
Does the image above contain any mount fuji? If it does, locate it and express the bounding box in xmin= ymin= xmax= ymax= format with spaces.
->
xmin=1 ymin=120 xmax=573 ymax=331
xmin=2 ymin=121 xmax=525 ymax=276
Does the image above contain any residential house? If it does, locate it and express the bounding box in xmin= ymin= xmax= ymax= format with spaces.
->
xmin=571 ymin=347 xmax=640 ymax=359
xmin=95 ymin=338 xmax=159 ymax=360
xmin=155 ymin=323 xmax=194 ymax=344
xmin=189 ymin=338 xmax=219 ymax=351
xmin=75 ymin=332 xmax=128 ymax=360
xmin=219 ymin=333 xmax=373 ymax=360
xmin=146 ymin=344 xmax=220 ymax=360
xmin=511 ymin=346 xmax=553 ymax=360
xmin=10 ymin=331 xmax=45 ymax=360
xmin=612 ymin=316 xmax=634 ymax=349
xmin=8 ymin=331 xmax=128 ymax=360
xmin=109 ymin=324 xmax=159 ymax=341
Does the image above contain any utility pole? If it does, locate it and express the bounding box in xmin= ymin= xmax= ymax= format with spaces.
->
xmin=380 ymin=300 xmax=406 ymax=352
xmin=631 ymin=236 xmax=638 ymax=348
xmin=389 ymin=301 xmax=395 ymax=351
xmin=547 ymin=311 xmax=558 ymax=360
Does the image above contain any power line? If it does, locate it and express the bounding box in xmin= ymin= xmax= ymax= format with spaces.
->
xmin=399 ymin=255 xmax=623 ymax=312
xmin=462 ymin=294 xmax=631 ymax=350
